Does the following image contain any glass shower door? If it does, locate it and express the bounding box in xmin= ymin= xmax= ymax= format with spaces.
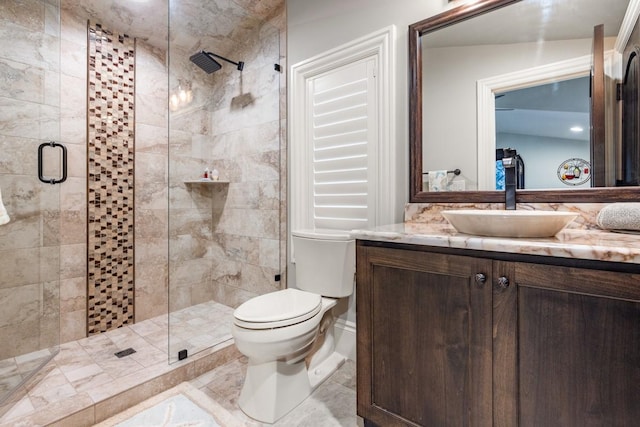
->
xmin=0 ymin=0 xmax=61 ymax=411
xmin=167 ymin=0 xmax=283 ymax=362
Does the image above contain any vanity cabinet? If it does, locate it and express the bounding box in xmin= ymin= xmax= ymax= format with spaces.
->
xmin=356 ymin=241 xmax=640 ymax=427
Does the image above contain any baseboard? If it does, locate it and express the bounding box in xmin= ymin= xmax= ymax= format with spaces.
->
xmin=334 ymin=319 xmax=356 ymax=361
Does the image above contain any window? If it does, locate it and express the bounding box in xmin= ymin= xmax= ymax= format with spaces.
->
xmin=291 ymin=26 xmax=395 ymax=234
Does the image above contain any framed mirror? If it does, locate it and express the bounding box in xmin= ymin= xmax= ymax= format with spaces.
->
xmin=409 ymin=0 xmax=640 ymax=203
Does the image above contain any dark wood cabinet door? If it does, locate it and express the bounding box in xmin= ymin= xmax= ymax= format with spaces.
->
xmin=511 ymin=263 xmax=640 ymax=427
xmin=357 ymin=244 xmax=493 ymax=426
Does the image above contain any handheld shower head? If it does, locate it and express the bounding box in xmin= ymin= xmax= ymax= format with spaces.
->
xmin=189 ymin=51 xmax=244 ymax=73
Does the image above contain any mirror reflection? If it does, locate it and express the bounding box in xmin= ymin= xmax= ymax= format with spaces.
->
xmin=495 ymin=76 xmax=591 ymax=189
xmin=418 ymin=0 xmax=630 ymax=193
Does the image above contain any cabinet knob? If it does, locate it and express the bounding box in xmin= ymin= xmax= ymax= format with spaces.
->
xmin=475 ymin=273 xmax=486 ymax=286
xmin=497 ymin=276 xmax=510 ymax=289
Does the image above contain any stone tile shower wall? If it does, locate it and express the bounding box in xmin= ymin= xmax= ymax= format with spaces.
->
xmin=208 ymin=20 xmax=285 ymax=307
xmin=54 ymin=0 xmax=284 ymax=344
xmin=57 ymin=5 xmax=169 ymax=342
xmin=86 ymin=22 xmax=136 ymax=335
xmin=0 ymin=0 xmax=61 ymax=360
xmin=168 ymin=2 xmax=286 ymax=311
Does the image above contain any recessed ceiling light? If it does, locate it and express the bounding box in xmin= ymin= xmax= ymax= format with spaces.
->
xmin=570 ymin=126 xmax=584 ymax=133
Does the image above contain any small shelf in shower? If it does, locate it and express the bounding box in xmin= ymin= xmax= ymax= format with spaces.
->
xmin=184 ymin=180 xmax=230 ymax=185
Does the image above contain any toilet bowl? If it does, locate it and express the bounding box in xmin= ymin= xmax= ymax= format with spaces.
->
xmin=230 ymin=230 xmax=355 ymax=423
xmin=232 ymin=291 xmax=338 ymax=423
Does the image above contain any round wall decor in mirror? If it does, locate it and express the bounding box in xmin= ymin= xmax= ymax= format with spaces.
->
xmin=557 ymin=158 xmax=591 ymax=186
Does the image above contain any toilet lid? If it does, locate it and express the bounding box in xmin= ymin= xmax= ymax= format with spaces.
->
xmin=233 ymin=288 xmax=322 ymax=330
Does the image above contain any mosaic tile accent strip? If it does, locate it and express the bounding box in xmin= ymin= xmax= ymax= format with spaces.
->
xmin=87 ymin=22 xmax=136 ymax=335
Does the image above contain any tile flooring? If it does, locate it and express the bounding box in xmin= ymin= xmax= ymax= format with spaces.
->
xmin=0 ymin=299 xmax=359 ymax=426
xmin=0 ymin=348 xmax=57 ymax=400
xmin=193 ymin=357 xmax=358 ymax=426
xmin=0 ymin=300 xmax=236 ymax=426
xmin=168 ymin=300 xmax=234 ymax=363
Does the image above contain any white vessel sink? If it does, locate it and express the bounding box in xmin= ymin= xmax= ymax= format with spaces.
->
xmin=441 ymin=209 xmax=578 ymax=238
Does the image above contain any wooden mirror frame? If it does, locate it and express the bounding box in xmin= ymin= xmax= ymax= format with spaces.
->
xmin=409 ymin=0 xmax=639 ymax=203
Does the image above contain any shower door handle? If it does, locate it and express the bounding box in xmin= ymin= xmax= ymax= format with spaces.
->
xmin=38 ymin=141 xmax=67 ymax=185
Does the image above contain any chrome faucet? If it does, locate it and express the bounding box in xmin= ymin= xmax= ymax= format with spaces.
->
xmin=501 ymin=148 xmax=517 ymax=210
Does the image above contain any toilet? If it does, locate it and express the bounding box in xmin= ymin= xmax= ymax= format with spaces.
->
xmin=231 ymin=229 xmax=355 ymax=423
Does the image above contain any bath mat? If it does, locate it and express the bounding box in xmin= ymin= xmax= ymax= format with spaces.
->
xmin=95 ymin=382 xmax=244 ymax=427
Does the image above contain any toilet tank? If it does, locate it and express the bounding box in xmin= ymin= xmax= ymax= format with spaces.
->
xmin=292 ymin=229 xmax=355 ymax=298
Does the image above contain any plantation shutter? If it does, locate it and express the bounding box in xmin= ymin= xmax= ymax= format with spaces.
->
xmin=309 ymin=58 xmax=377 ymax=230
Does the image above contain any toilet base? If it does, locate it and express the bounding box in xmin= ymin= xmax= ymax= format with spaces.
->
xmin=308 ymin=351 xmax=345 ymax=389
xmin=237 ymin=351 xmax=346 ymax=424
xmin=238 ymin=358 xmax=311 ymax=424
xmin=307 ymin=316 xmax=345 ymax=389
xmin=234 ymin=299 xmax=346 ymax=423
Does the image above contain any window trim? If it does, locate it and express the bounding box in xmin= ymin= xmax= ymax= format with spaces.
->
xmin=290 ymin=26 xmax=396 ymax=240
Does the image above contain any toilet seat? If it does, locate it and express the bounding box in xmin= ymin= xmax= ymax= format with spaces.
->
xmin=233 ymin=288 xmax=322 ymax=330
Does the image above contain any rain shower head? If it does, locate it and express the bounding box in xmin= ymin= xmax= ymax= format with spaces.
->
xmin=189 ymin=51 xmax=222 ymax=73
xmin=189 ymin=51 xmax=244 ymax=73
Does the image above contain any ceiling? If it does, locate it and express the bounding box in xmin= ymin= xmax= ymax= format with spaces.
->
xmin=424 ymin=0 xmax=622 ymax=143
xmin=496 ymin=109 xmax=590 ymax=141
xmin=495 ymin=76 xmax=590 ymax=141
xmin=425 ymin=0 xmax=629 ymax=47
xmin=61 ymin=0 xmax=283 ymax=52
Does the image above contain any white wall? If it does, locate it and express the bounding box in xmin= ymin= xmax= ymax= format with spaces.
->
xmin=497 ymin=132 xmax=591 ymax=189
xmin=288 ymin=0 xmax=458 ymax=361
xmin=288 ymin=0 xmax=456 ymax=220
xmin=288 ymin=0 xmax=617 ymax=208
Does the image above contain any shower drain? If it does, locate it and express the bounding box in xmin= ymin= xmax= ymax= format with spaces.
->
xmin=114 ymin=348 xmax=136 ymax=358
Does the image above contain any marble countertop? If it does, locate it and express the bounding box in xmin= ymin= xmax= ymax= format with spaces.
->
xmin=351 ymin=222 xmax=640 ymax=264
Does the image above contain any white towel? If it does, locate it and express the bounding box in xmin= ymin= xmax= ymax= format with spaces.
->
xmin=0 ymin=187 xmax=9 ymax=225
xmin=428 ymin=170 xmax=449 ymax=192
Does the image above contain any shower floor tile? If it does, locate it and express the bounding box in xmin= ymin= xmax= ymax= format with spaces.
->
xmin=0 ymin=300 xmax=235 ymax=426
xmin=0 ymin=348 xmax=56 ymax=397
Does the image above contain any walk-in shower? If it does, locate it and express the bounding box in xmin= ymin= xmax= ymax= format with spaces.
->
xmin=0 ymin=0 xmax=285 ymax=418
